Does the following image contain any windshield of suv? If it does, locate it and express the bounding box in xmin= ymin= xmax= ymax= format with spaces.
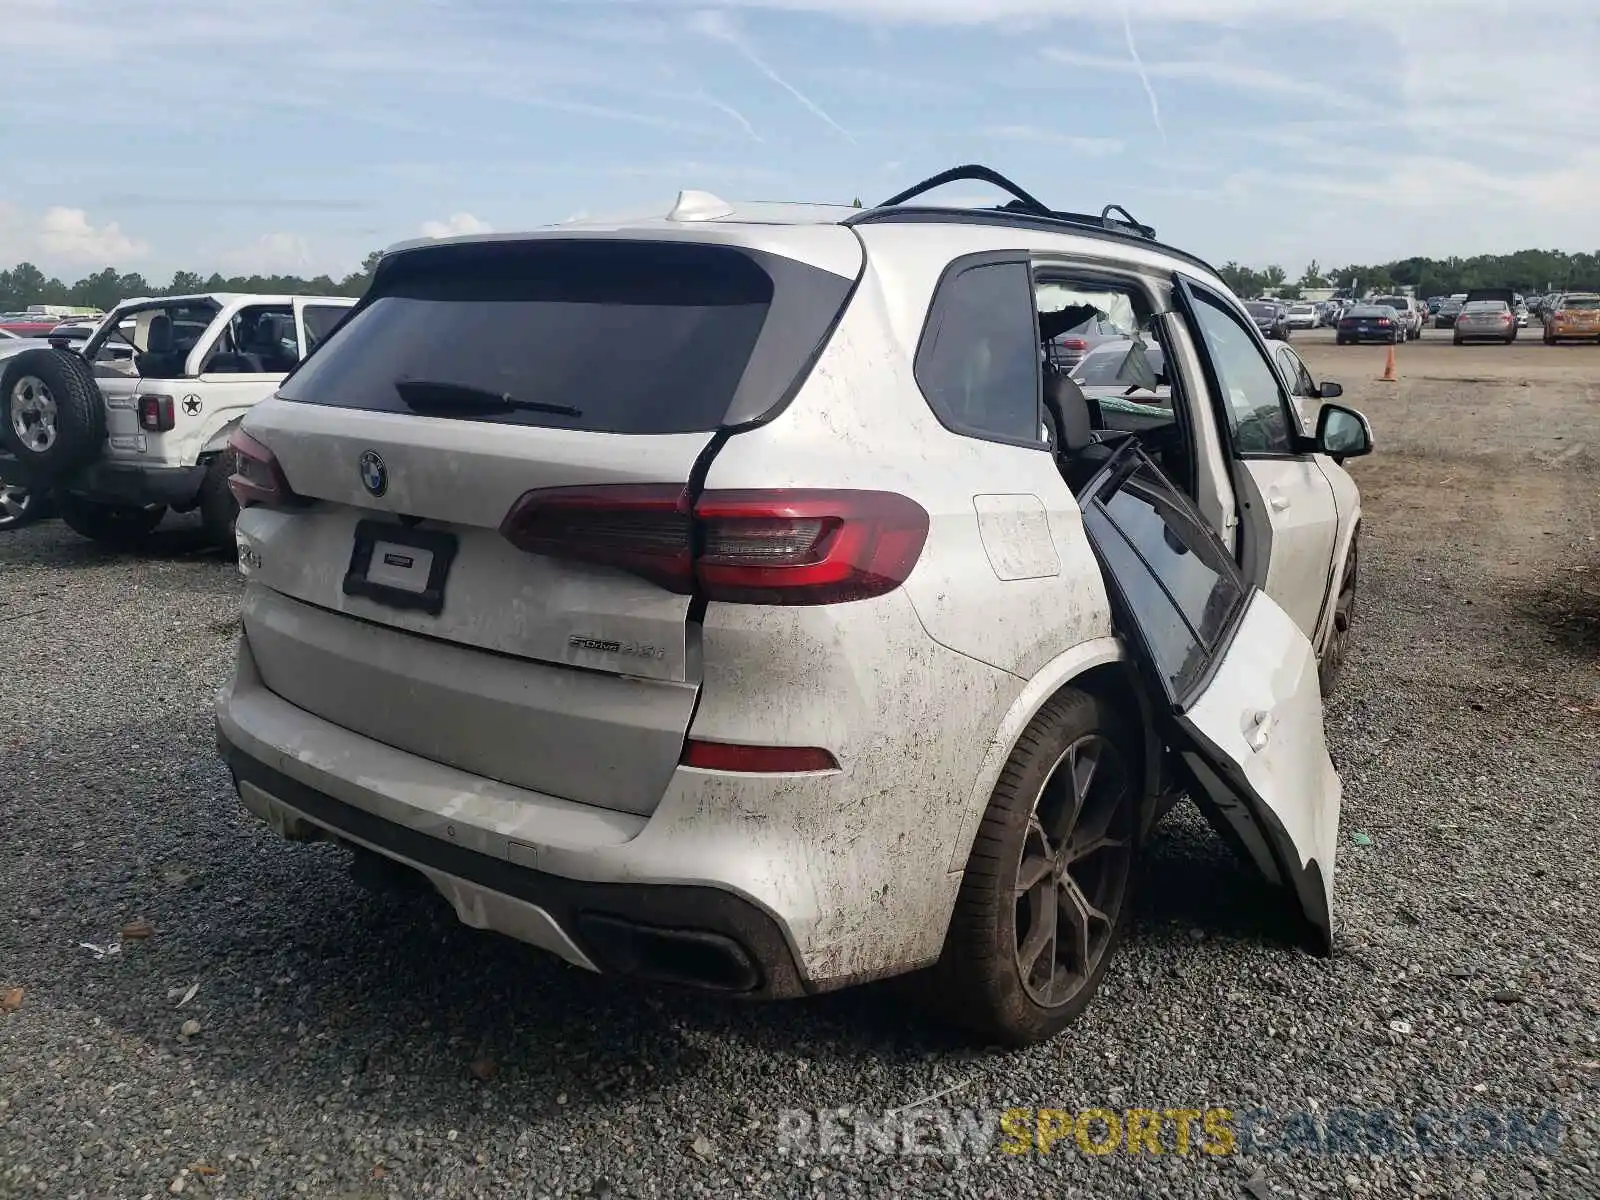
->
xmin=1245 ymin=302 xmax=1276 ymax=318
xmin=279 ymin=239 xmax=853 ymax=434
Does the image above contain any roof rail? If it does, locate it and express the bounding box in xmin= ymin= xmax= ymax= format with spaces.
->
xmin=864 ymin=164 xmax=1157 ymax=240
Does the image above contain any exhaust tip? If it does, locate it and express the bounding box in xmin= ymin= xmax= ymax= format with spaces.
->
xmin=575 ymin=913 xmax=762 ymax=994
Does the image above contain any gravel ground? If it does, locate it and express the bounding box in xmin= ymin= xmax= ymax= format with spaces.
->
xmin=2 ymin=335 xmax=1597 ymax=1199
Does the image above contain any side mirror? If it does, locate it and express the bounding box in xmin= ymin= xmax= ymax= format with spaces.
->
xmin=1316 ymin=380 xmax=1344 ymax=400
xmin=1316 ymin=403 xmax=1372 ymax=461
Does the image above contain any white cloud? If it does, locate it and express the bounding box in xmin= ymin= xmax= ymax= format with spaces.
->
xmin=220 ymin=231 xmax=314 ymax=274
xmin=37 ymin=207 xmax=149 ymax=263
xmin=980 ymin=126 xmax=1124 ymax=156
xmin=419 ymin=212 xmax=493 ymax=238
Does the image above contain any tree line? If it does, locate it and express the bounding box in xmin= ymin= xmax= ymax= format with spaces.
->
xmin=1217 ymin=247 xmax=1600 ymax=303
xmin=3 ymin=245 xmax=1597 ymax=315
xmin=0 ymin=253 xmax=383 ymax=314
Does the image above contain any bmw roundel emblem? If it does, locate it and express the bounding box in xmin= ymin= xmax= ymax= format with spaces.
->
xmin=358 ymin=450 xmax=388 ymax=497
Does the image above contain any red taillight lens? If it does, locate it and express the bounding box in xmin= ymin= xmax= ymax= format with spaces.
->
xmin=499 ymin=486 xmax=930 ymax=606
xmin=1376 ymin=319 xmax=1390 ymax=326
xmin=137 ymin=394 xmax=174 ymax=433
xmin=1059 ymin=338 xmax=1088 ymax=352
xmin=226 ymin=428 xmax=301 ymax=509
xmin=680 ymin=739 xmax=838 ymax=773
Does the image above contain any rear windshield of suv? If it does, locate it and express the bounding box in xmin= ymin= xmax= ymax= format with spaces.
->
xmin=277 ymin=239 xmax=854 ymax=434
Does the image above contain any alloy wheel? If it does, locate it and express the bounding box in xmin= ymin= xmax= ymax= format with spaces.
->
xmin=1012 ymin=732 xmax=1134 ymax=1007
xmin=9 ymin=375 xmax=59 ymax=453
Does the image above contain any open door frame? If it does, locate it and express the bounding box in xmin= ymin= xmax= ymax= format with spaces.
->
xmin=1073 ymin=440 xmax=1341 ymax=954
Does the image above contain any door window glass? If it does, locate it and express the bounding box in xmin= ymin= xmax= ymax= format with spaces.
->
xmin=1188 ymin=289 xmax=1296 ymax=455
xmin=1080 ymin=450 xmax=1247 ymax=704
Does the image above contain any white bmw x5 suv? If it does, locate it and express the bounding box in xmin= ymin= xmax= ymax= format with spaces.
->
xmin=216 ymin=166 xmax=1370 ymax=1046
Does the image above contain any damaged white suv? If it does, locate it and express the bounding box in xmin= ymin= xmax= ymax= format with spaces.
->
xmin=216 ymin=166 xmax=1370 ymax=1046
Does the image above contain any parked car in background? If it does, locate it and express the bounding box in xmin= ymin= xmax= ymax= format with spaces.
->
xmin=1542 ymin=292 xmax=1600 ymax=343
xmin=0 ymin=292 xmax=356 ymax=549
xmin=1426 ymin=296 xmax=1445 ymax=315
xmin=1452 ymin=299 xmax=1517 ymax=344
xmin=1284 ymin=302 xmax=1319 ymax=331
xmin=1043 ymin=312 xmax=1132 ymax=372
xmin=214 ymin=167 xmax=1368 ymax=1047
xmin=1245 ymin=299 xmax=1290 ymax=340
xmin=1337 ymin=305 xmax=1405 ymax=344
xmin=1434 ymin=294 xmax=1468 ymax=328
xmin=1371 ymin=295 xmax=1423 ymax=340
xmin=1513 ymin=302 xmax=1530 ymax=328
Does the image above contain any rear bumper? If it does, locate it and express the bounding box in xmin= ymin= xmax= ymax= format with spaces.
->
xmin=220 ymin=727 xmax=809 ymax=997
xmin=58 ymin=460 xmax=205 ymax=507
xmin=213 ymin=632 xmax=936 ymax=998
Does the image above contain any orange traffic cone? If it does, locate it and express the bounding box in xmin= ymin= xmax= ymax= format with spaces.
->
xmin=1378 ymin=344 xmax=1397 ymax=382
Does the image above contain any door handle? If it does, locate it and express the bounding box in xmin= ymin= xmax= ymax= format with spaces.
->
xmin=1269 ymin=494 xmax=1291 ymax=511
xmin=1246 ymin=710 xmax=1274 ymax=752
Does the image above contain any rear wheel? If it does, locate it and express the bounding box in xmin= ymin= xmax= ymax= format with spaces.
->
xmin=55 ymin=491 xmax=165 ymax=548
xmin=0 ymin=467 xmax=43 ymax=531
xmin=1320 ymin=532 xmax=1358 ymax=697
xmin=929 ymin=689 xmax=1138 ymax=1046
xmin=198 ymin=450 xmax=241 ymax=550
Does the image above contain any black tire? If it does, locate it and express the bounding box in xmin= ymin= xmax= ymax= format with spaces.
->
xmin=198 ymin=450 xmax=241 ymax=550
xmin=1452 ymin=334 xmax=1463 ymax=346
xmin=55 ymin=490 xmax=165 ymax=547
xmin=0 ymin=458 xmax=46 ymax=531
xmin=0 ymin=349 xmax=105 ymax=476
xmin=928 ymin=689 xmax=1140 ymax=1046
xmin=1320 ymin=531 xmax=1358 ymax=698
xmin=1336 ymin=337 xmax=1349 ymax=346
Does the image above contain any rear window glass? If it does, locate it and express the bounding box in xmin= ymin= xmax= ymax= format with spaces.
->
xmin=278 ymin=240 xmax=850 ymax=434
xmin=1562 ymin=295 xmax=1600 ymax=310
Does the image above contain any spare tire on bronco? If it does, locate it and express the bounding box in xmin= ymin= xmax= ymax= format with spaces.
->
xmin=0 ymin=349 xmax=106 ymax=477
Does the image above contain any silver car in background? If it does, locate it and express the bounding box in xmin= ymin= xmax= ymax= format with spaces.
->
xmin=1452 ymin=299 xmax=1517 ymax=344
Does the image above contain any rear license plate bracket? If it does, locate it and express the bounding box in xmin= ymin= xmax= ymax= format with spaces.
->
xmin=342 ymin=519 xmax=458 ymax=616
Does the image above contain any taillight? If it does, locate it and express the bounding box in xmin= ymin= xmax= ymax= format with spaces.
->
xmin=1376 ymin=318 xmax=1391 ymax=326
xmin=499 ymin=486 xmax=930 ymax=605
xmin=226 ymin=428 xmax=301 ymax=509
xmin=1058 ymin=338 xmax=1088 ymax=352
xmin=137 ymin=394 xmax=174 ymax=433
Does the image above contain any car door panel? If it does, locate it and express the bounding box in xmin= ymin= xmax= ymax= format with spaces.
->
xmin=1075 ymin=443 xmax=1341 ymax=953
xmin=1169 ymin=273 xmax=1340 ymax=643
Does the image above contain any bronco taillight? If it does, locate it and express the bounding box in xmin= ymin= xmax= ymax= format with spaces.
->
xmin=499 ymin=486 xmax=930 ymax=606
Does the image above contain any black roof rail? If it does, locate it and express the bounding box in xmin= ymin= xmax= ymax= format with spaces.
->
xmin=862 ymin=164 xmax=1158 ymax=240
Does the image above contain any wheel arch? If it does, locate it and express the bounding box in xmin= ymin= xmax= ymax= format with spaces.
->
xmin=199 ymin=413 xmax=246 ymax=458
xmin=944 ymin=636 xmax=1165 ymax=874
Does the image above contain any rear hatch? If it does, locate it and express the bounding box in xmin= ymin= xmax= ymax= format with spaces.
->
xmin=236 ymin=232 xmax=860 ymax=814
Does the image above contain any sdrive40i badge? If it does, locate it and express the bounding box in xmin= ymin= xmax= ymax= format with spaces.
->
xmin=568 ymin=634 xmax=666 ymax=660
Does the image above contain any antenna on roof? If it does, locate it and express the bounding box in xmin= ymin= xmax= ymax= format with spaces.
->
xmin=667 ymin=190 xmax=735 ymax=222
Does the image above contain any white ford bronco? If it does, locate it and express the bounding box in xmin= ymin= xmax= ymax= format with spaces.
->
xmin=0 ymin=292 xmax=355 ymax=547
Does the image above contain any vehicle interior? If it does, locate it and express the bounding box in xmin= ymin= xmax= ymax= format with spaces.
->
xmin=90 ymin=302 xmax=219 ymax=378
xmin=1034 ymin=274 xmax=1195 ymax=497
xmin=201 ymin=306 xmax=300 ymax=374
